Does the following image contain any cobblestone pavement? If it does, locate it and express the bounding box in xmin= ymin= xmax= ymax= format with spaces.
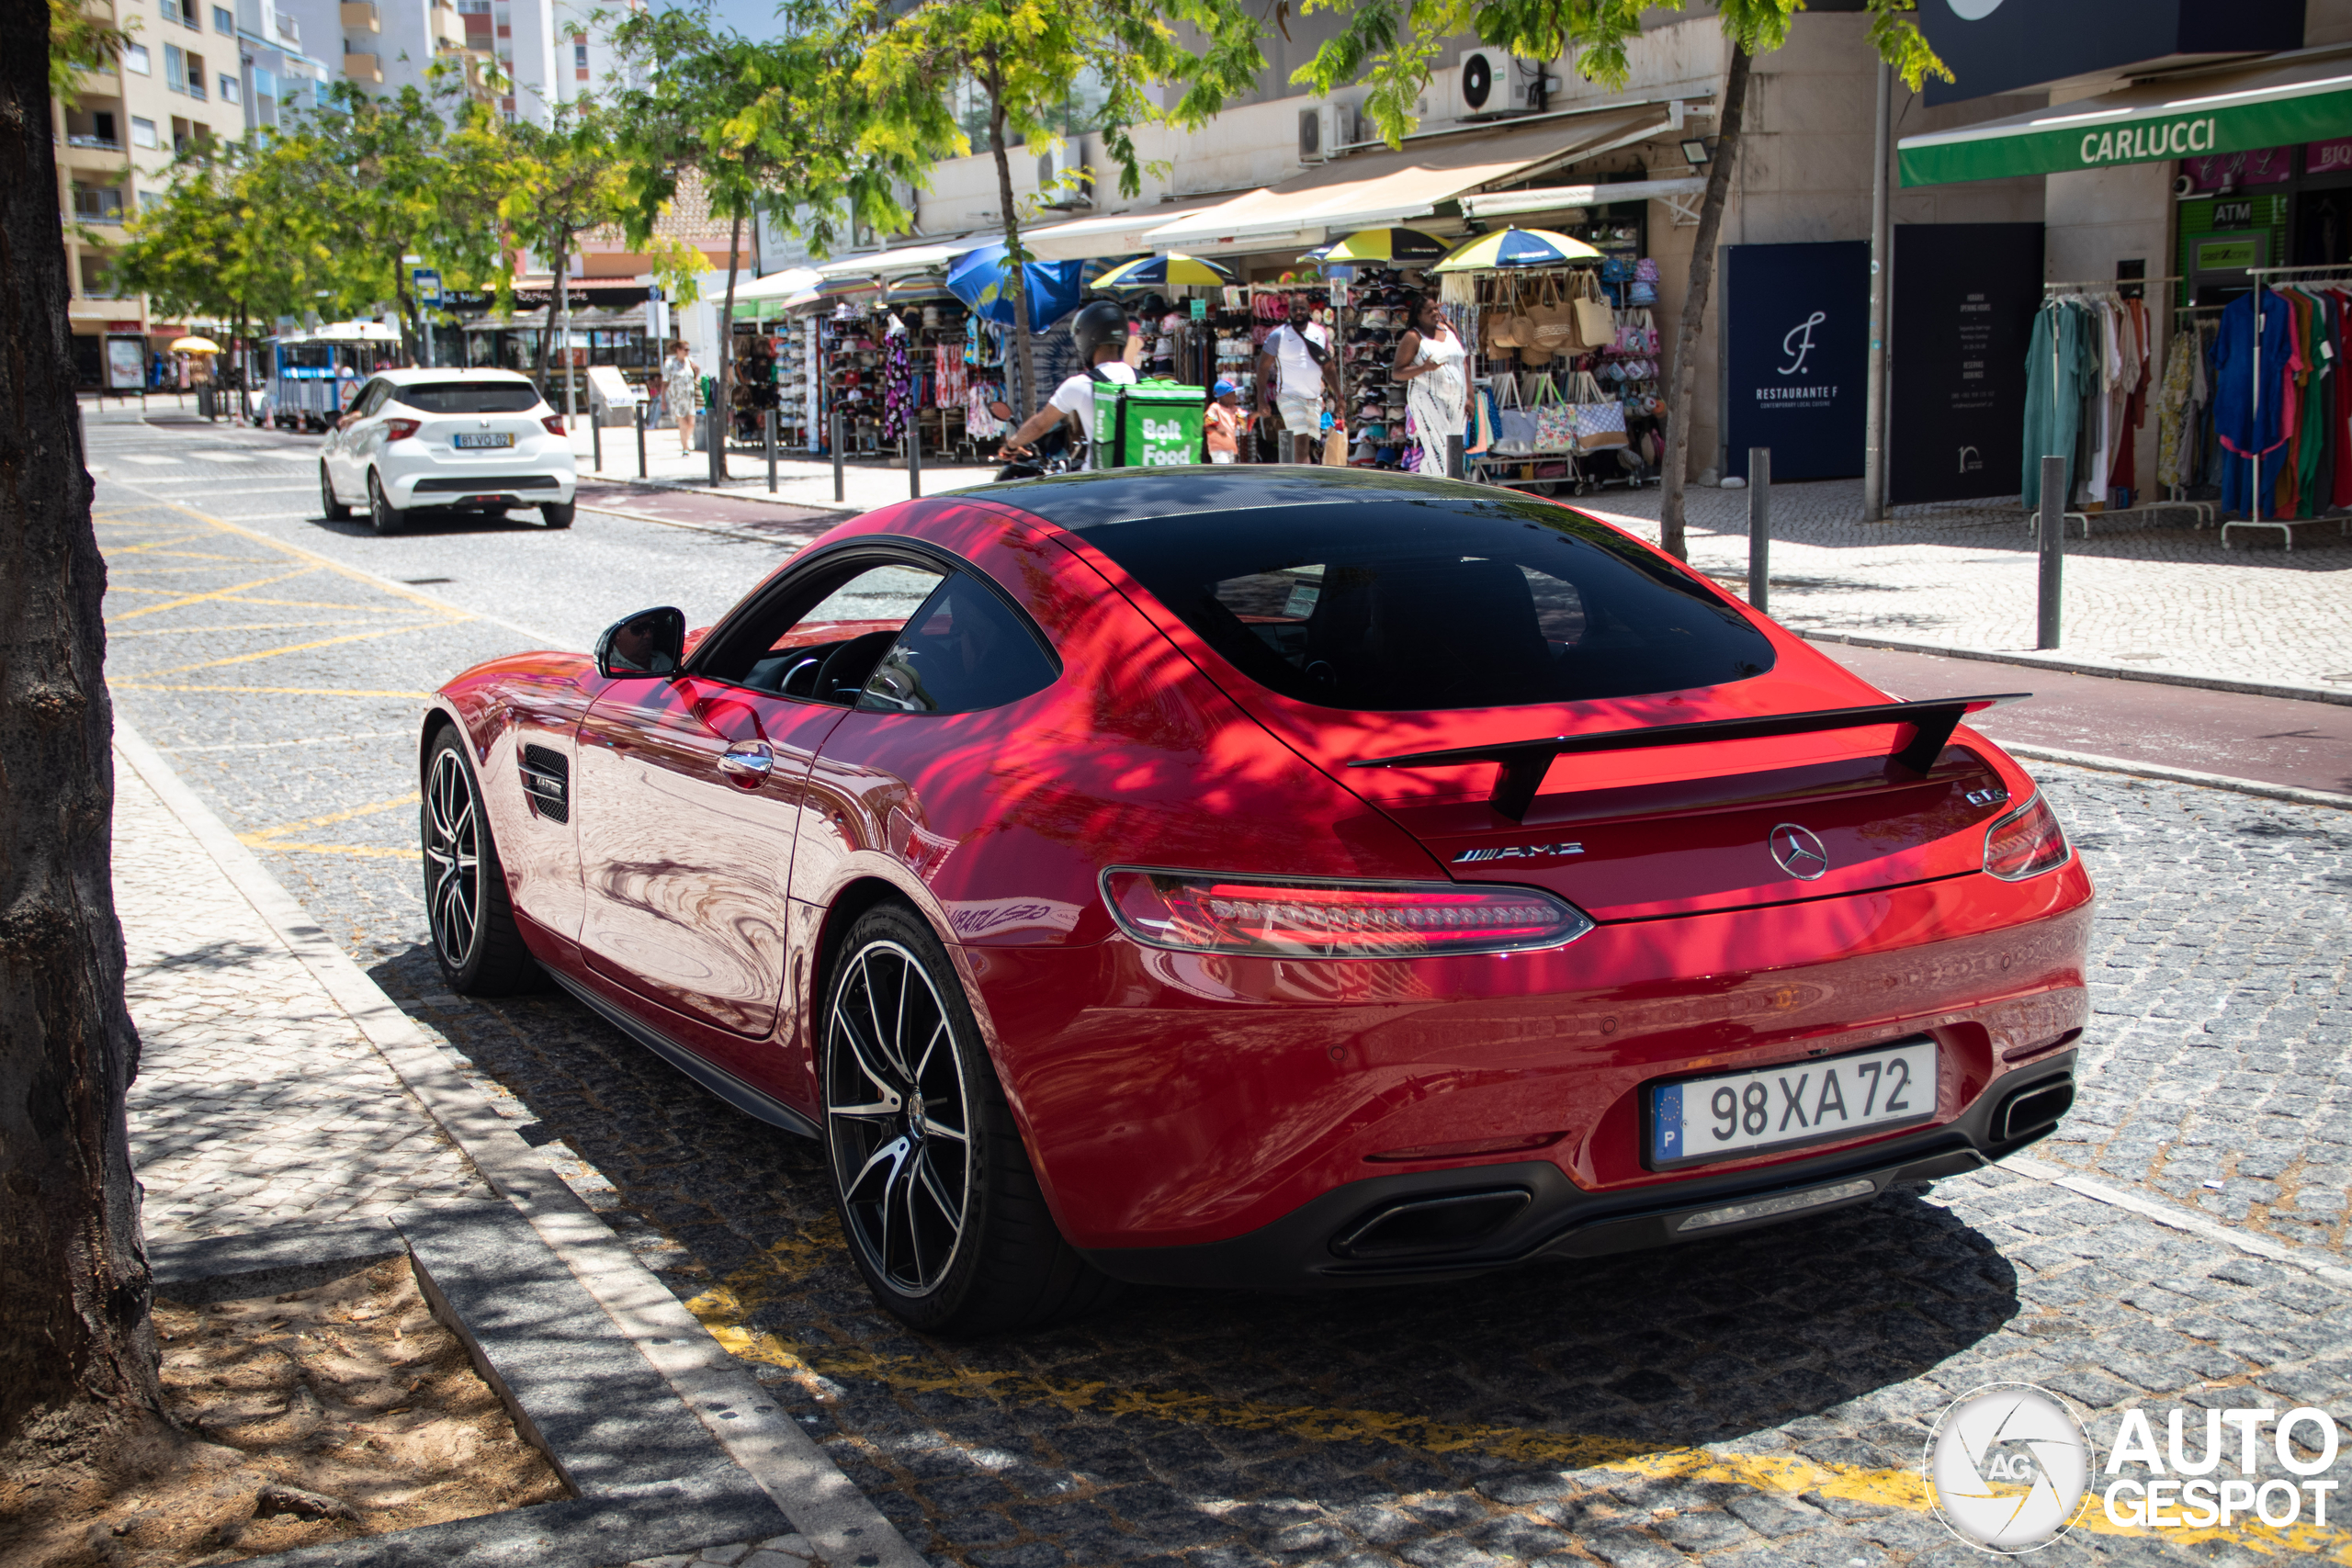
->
xmin=1575 ymin=480 xmax=2352 ymax=697
xmin=85 ymin=418 xmax=2352 ymax=1566
xmin=118 ymin=750 xmax=490 ymax=1239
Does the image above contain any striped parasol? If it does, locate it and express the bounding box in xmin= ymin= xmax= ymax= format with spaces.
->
xmin=1091 ymin=253 xmax=1236 ymax=289
xmin=1323 ymin=227 xmax=1452 ymax=264
xmin=1430 ymin=227 xmax=1602 ymax=273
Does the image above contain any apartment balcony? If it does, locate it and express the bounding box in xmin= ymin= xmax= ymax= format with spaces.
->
xmin=66 ymin=133 xmax=123 ymax=152
xmin=340 ymin=2 xmax=379 ymax=34
xmin=343 ymin=51 xmax=383 ymax=85
xmin=71 ymin=206 xmax=127 ymax=227
xmin=431 ymin=5 xmax=464 ymax=47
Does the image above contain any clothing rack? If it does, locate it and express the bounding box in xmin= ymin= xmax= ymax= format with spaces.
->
xmin=2235 ymin=264 xmax=2352 ymax=540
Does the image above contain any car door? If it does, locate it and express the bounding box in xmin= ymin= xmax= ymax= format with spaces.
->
xmin=571 ymin=557 xmax=949 ymax=1061
xmin=329 ymin=378 xmax=386 ymax=497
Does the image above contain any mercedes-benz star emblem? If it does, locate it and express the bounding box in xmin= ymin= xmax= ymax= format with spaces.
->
xmin=1769 ymin=823 xmax=1830 ymax=881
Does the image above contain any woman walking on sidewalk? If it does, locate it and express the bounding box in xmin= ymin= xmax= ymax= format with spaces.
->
xmin=661 ymin=341 xmax=701 ymax=456
xmin=1391 ymin=293 xmax=1467 ymax=477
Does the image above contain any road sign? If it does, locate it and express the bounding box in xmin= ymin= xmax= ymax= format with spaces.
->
xmin=412 ymin=267 xmax=443 ymax=307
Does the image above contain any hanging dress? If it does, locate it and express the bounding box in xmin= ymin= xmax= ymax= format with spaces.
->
xmin=2211 ymin=288 xmax=2299 ymax=516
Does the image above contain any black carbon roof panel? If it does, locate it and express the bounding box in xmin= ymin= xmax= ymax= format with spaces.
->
xmin=981 ymin=467 xmax=1487 ymax=531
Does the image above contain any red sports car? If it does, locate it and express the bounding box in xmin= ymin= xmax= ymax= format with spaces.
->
xmin=421 ymin=468 xmax=2089 ymax=1334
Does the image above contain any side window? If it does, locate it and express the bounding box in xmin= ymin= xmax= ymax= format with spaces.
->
xmin=857 ymin=572 xmax=1057 ymax=716
xmin=718 ymin=560 xmax=946 ymax=704
xmin=353 ymin=379 xmax=390 ymax=417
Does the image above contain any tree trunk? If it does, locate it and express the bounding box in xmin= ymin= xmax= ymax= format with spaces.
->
xmin=713 ymin=209 xmax=741 ymax=484
xmin=1658 ymin=43 xmax=1750 ymax=562
xmin=556 ymin=245 xmax=572 ymax=427
xmin=0 ymin=0 xmax=163 ymax=1471
xmin=984 ymin=56 xmax=1030 ymax=414
xmin=535 ymin=237 xmax=566 ymax=392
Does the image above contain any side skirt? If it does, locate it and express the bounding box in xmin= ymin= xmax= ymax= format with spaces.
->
xmin=546 ymin=967 xmax=820 ymax=1140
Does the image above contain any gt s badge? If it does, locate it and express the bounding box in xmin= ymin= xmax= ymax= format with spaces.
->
xmin=1964 ymin=786 xmax=2010 ymax=807
xmin=1456 ymin=842 xmax=1584 ymax=864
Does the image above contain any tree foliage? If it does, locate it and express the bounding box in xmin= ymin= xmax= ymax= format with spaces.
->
xmin=49 ymin=0 xmax=134 ymax=101
xmin=845 ymin=0 xmax=1265 ymax=407
xmin=113 ymin=140 xmax=314 ymax=344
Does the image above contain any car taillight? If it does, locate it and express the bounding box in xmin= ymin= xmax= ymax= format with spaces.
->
xmin=1984 ymin=793 xmax=2070 ymax=880
xmin=383 ymin=418 xmax=420 ymax=441
xmin=1101 ymin=869 xmax=1592 ymax=959
xmin=542 ymin=414 xmax=567 ymax=436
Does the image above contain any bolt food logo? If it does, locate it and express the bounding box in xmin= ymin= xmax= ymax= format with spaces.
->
xmin=1925 ymin=1384 xmax=2092 ymax=1552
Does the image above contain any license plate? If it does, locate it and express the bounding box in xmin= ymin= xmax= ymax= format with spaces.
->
xmin=454 ymin=433 xmax=514 ymax=449
xmin=1647 ymin=1039 xmax=1937 ymax=1169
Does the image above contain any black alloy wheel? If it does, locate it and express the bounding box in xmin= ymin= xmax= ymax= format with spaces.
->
xmin=367 ymin=468 xmax=402 ymax=536
xmin=820 ymin=902 xmax=1117 ymax=1335
xmin=420 ymin=728 xmax=539 ymax=995
xmin=321 ymin=461 xmax=350 ymax=520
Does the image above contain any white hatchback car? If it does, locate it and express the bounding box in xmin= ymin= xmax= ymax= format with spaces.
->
xmin=321 ymin=367 xmax=578 ymax=534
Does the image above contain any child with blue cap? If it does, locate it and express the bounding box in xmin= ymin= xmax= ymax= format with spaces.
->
xmin=1205 ymin=378 xmax=1245 ymax=464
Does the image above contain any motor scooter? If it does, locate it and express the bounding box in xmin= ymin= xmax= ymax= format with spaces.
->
xmin=987 ymin=400 xmax=1086 ymax=481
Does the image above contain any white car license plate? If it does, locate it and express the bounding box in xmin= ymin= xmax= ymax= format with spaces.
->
xmin=1647 ymin=1039 xmax=1938 ymax=1168
xmin=454 ymin=433 xmax=514 ymax=449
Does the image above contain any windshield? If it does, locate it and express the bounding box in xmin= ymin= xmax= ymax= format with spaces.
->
xmin=393 ymin=381 xmax=542 ymax=414
xmin=1077 ymin=496 xmax=1776 ymax=711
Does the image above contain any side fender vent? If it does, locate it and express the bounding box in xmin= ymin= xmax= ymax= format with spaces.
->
xmin=519 ymin=743 xmax=570 ymax=824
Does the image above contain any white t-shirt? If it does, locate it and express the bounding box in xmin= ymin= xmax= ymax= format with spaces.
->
xmin=1266 ymin=322 xmax=1330 ymax=400
xmin=1047 ymin=360 xmax=1137 ymax=461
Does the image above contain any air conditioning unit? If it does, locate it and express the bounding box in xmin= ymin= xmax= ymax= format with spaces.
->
xmin=1299 ymin=102 xmax=1350 ymax=164
xmin=1035 ymin=140 xmax=1092 ymax=210
xmin=1457 ymin=49 xmax=1552 ymax=118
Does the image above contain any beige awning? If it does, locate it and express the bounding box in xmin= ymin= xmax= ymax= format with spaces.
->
xmin=1143 ymin=105 xmax=1674 ymax=251
xmin=1022 ymin=201 xmax=1227 ymax=260
xmin=813 ymin=237 xmax=985 ymax=279
xmin=1460 ymin=175 xmax=1705 ymax=220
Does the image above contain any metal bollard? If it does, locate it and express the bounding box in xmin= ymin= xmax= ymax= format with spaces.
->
xmin=634 ymin=400 xmax=647 ymax=479
xmin=1290 ymin=431 xmax=1314 ymax=466
xmin=907 ymin=426 xmax=922 ymax=500
xmin=765 ymin=408 xmax=777 ymax=493
xmin=1446 ymin=434 xmax=1465 ymax=480
xmin=1747 ymin=447 xmax=1771 ymax=615
xmin=831 ymin=409 xmax=845 ymax=503
xmin=592 ymin=405 xmax=603 ymax=473
xmin=2037 ymin=454 xmax=2064 ymax=649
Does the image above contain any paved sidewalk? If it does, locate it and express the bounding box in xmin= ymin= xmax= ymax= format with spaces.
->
xmin=570 ymin=425 xmax=997 ymax=514
xmin=1582 ymin=479 xmax=2352 ymax=697
xmin=120 ymin=756 xmax=492 ymax=1240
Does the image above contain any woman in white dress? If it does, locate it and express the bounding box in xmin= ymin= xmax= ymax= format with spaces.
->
xmin=1390 ymin=292 xmax=1468 ymax=477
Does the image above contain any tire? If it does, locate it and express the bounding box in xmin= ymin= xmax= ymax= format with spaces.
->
xmin=321 ymin=462 xmax=350 ymax=520
xmin=420 ymin=727 xmax=541 ymax=996
xmin=540 ymin=501 xmax=575 ymax=529
xmin=367 ymin=468 xmax=403 ymax=536
xmin=820 ymin=902 xmax=1118 ymax=1336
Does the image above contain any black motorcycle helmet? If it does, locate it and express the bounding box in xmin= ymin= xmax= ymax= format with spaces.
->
xmin=1069 ymin=299 xmax=1131 ymax=364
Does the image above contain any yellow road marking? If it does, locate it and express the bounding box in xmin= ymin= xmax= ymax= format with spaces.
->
xmin=109 ymin=683 xmax=434 ymax=698
xmin=249 ymin=841 xmax=417 ymax=860
xmin=154 ymin=502 xmax=469 ymax=615
xmin=132 ymin=620 xmax=466 ymax=678
xmin=110 ymin=621 xmax=408 ymax=637
xmin=680 ymin=1234 xmax=2352 ymax=1562
xmin=236 ymin=792 xmax=421 ymax=850
xmin=107 ymin=592 xmax=423 ymax=614
xmin=108 ymin=567 xmax=316 ymax=622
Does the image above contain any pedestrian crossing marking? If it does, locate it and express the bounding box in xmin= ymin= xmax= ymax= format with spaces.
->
xmin=119 ymin=454 xmax=177 ymax=466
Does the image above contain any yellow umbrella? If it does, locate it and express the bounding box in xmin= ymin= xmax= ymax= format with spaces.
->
xmin=1092 ymin=253 xmax=1237 ymax=289
xmin=169 ymin=335 xmax=222 ymax=354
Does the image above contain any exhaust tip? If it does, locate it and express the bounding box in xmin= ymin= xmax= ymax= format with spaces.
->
xmin=1995 ymin=1076 xmax=2075 ymax=1144
xmin=1330 ymin=1189 xmax=1532 ymax=1260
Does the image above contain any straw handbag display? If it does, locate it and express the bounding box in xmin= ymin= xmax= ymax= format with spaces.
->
xmin=1571 ymin=272 xmax=1614 ymax=347
xmin=1529 ymin=276 xmax=1576 ymax=351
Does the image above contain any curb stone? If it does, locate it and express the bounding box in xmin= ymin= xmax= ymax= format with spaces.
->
xmin=2007 ymin=744 xmax=2352 ymax=810
xmin=1798 ymin=627 xmax=2352 ymax=709
xmin=113 ymin=717 xmax=926 ymax=1568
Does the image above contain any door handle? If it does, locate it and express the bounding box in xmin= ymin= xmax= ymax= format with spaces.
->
xmin=718 ymin=740 xmax=774 ymax=780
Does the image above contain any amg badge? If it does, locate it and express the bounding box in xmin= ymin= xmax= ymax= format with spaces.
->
xmin=1455 ymin=842 xmax=1584 ymax=864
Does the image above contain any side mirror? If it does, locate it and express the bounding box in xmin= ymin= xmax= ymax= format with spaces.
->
xmin=594 ymin=606 xmax=686 ymax=679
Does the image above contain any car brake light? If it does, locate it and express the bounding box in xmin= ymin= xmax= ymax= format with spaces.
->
xmin=383 ymin=418 xmax=420 ymax=441
xmin=1102 ymin=869 xmax=1592 ymax=959
xmin=542 ymin=414 xmax=567 ymax=436
xmin=1984 ymin=793 xmax=2069 ymax=880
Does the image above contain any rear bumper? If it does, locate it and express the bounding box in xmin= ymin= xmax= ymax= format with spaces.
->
xmin=384 ymin=457 xmax=575 ymax=508
xmin=1081 ymin=1051 xmax=2075 ymax=1290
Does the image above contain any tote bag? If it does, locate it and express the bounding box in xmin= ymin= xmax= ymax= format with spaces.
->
xmin=1575 ymin=397 xmax=1630 ymax=452
xmin=1571 ymin=272 xmax=1615 ymax=349
xmin=1529 ymin=276 xmax=1577 ymax=351
xmin=1489 ymin=375 xmax=1536 ymax=456
xmin=1530 ymin=374 xmax=1577 ymax=455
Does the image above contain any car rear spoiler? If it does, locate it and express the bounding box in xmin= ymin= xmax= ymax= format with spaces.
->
xmin=1349 ymin=694 xmax=2030 ymax=822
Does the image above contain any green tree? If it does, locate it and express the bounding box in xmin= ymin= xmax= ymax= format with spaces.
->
xmin=49 ymin=0 xmax=134 ymax=100
xmin=847 ymin=0 xmax=1264 ymax=411
xmin=1296 ymin=0 xmax=1947 ymax=558
xmin=269 ymin=74 xmax=508 ymax=362
xmin=114 ymin=140 xmax=314 ymax=403
xmin=497 ymin=99 xmax=639 ymax=409
xmin=612 ymin=4 xmax=924 ymax=479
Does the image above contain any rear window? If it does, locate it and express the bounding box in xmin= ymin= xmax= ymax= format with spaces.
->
xmin=392 ymin=380 xmax=541 ymax=414
xmin=1077 ymin=496 xmax=1775 ymax=710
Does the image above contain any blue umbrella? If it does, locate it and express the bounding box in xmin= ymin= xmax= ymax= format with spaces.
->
xmin=944 ymin=244 xmax=1089 ymax=333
